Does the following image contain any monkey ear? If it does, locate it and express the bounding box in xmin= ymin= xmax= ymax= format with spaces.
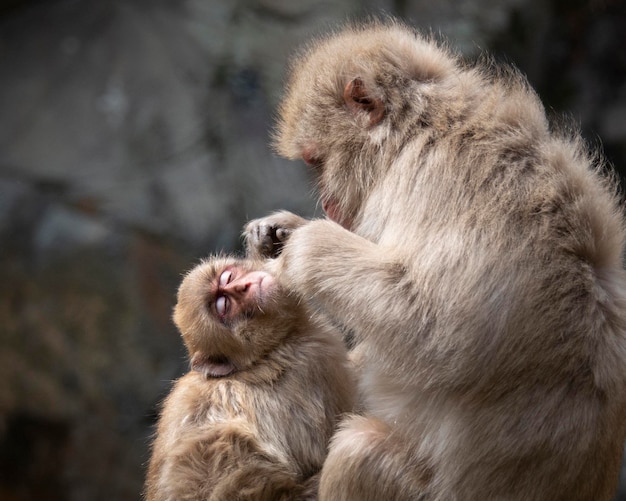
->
xmin=191 ymin=352 xmax=236 ymax=378
xmin=344 ymin=77 xmax=385 ymax=126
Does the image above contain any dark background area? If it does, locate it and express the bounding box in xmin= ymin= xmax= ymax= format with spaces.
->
xmin=1 ymin=0 xmax=625 ymax=499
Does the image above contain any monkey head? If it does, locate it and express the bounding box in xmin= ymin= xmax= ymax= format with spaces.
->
xmin=173 ymin=256 xmax=300 ymax=378
xmin=273 ymin=21 xmax=457 ymax=230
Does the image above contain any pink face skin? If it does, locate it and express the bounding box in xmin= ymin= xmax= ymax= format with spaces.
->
xmin=212 ymin=266 xmax=276 ymax=323
xmin=322 ymin=198 xmax=352 ymax=230
xmin=302 ymin=148 xmax=353 ymax=230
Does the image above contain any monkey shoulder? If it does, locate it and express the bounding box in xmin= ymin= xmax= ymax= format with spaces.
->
xmin=282 ymin=326 xmax=353 ymax=382
xmin=255 ymin=328 xmax=356 ymax=470
xmin=162 ymin=329 xmax=353 ymax=428
xmin=158 ymin=372 xmax=258 ymax=430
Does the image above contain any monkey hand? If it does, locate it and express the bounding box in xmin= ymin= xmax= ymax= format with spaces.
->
xmin=276 ymin=218 xmax=388 ymax=299
xmin=243 ymin=210 xmax=308 ymax=259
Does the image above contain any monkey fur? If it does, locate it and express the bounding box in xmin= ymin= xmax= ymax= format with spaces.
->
xmin=248 ymin=20 xmax=626 ymax=500
xmin=145 ymin=256 xmax=355 ymax=501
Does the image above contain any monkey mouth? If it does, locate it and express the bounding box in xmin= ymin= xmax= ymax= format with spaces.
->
xmin=206 ymin=355 xmax=236 ymax=377
xmin=191 ymin=353 xmax=237 ymax=378
xmin=323 ymin=198 xmax=352 ymax=230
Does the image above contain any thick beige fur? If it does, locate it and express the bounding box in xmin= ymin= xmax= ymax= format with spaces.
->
xmin=261 ymin=19 xmax=626 ymax=500
xmin=144 ymin=256 xmax=355 ymax=501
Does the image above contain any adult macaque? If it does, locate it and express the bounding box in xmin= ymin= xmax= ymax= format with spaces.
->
xmin=248 ymin=20 xmax=626 ymax=500
xmin=145 ymin=256 xmax=354 ymax=501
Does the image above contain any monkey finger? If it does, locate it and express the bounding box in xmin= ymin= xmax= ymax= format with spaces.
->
xmin=275 ymin=227 xmax=291 ymax=242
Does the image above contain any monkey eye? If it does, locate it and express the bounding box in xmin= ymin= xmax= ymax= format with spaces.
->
xmin=219 ymin=269 xmax=233 ymax=287
xmin=215 ymin=295 xmax=229 ymax=317
xmin=214 ymin=269 xmax=233 ymax=318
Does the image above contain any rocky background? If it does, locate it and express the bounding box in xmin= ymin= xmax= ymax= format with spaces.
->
xmin=1 ymin=0 xmax=625 ymax=499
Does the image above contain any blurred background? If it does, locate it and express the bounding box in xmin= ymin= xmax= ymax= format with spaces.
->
xmin=1 ymin=0 xmax=625 ymax=499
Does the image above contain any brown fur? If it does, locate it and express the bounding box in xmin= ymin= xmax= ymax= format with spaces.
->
xmin=253 ymin=19 xmax=626 ymax=500
xmin=144 ymin=256 xmax=355 ymax=500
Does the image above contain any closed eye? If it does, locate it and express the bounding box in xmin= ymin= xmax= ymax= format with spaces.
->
xmin=215 ymin=295 xmax=229 ymax=317
xmin=213 ymin=269 xmax=233 ymax=318
xmin=219 ymin=269 xmax=232 ymax=287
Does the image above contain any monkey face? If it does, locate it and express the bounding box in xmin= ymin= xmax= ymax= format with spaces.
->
xmin=173 ymin=257 xmax=299 ymax=377
xmin=212 ymin=266 xmax=277 ymax=324
xmin=274 ymin=22 xmax=457 ymax=231
xmin=275 ymin=66 xmax=383 ymax=231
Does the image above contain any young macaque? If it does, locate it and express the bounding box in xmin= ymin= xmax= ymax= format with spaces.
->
xmin=246 ymin=20 xmax=626 ymax=500
xmin=144 ymin=255 xmax=355 ymax=501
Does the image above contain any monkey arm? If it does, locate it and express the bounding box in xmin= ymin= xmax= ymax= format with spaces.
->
xmin=319 ymin=415 xmax=431 ymax=501
xmin=278 ymin=218 xmax=417 ymax=345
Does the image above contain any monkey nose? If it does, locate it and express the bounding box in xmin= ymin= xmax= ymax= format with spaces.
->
xmin=301 ymin=146 xmax=319 ymax=166
xmin=225 ymin=280 xmax=250 ymax=294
